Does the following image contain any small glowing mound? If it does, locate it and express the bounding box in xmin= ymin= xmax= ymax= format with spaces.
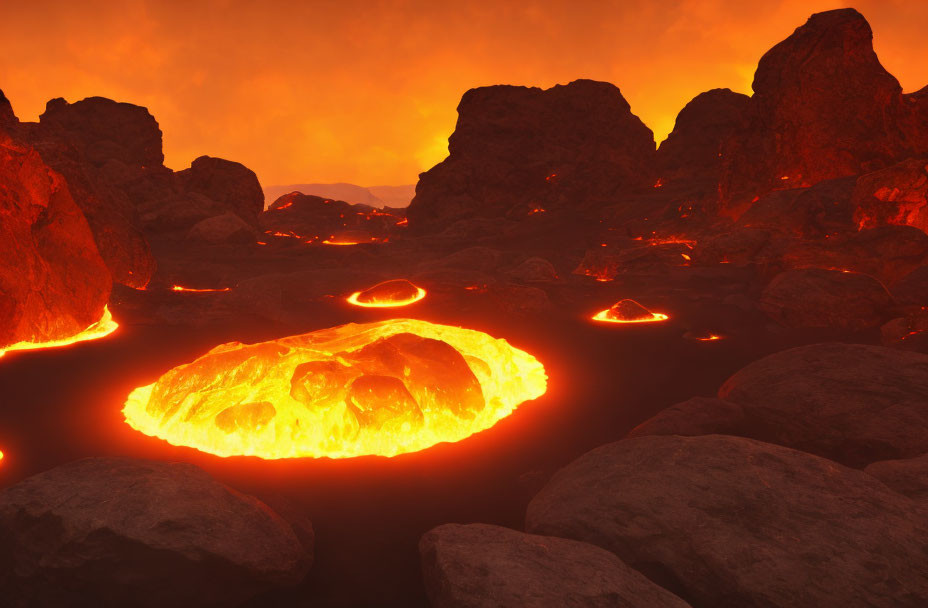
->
xmin=592 ymin=299 xmax=668 ymax=324
xmin=684 ymin=331 xmax=723 ymax=341
xmin=347 ymin=279 xmax=426 ymax=308
xmin=0 ymin=306 xmax=118 ymax=358
xmin=123 ymin=319 xmax=547 ymax=459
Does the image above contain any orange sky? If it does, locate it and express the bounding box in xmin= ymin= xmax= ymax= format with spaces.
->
xmin=1 ymin=1 xmax=926 ymax=187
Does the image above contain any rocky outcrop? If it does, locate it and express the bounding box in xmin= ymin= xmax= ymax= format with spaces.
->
xmin=187 ymin=212 xmax=257 ymax=244
xmin=178 ymin=156 xmax=264 ymax=226
xmin=759 ymin=267 xmax=892 ymax=330
xmin=407 ymin=79 xmax=655 ymax=231
xmin=892 ymin=265 xmax=928 ymax=305
xmin=852 ymin=158 xmax=928 ymax=233
xmin=260 ymin=192 xmax=402 ymax=244
xmin=865 ymin=454 xmax=928 ymax=503
xmin=0 ymin=133 xmax=111 ymax=349
xmin=420 ymin=523 xmax=690 ymax=607
xmin=0 ymin=88 xmax=15 ymax=128
xmin=527 ymin=434 xmax=928 ymax=608
xmin=656 ymin=88 xmax=750 ymax=183
xmin=627 ymin=397 xmax=746 ymax=438
xmin=720 ymin=9 xmax=928 ymax=217
xmin=0 ymin=458 xmax=310 ymax=607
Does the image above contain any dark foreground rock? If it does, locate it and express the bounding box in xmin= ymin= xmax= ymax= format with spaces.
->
xmin=0 ymin=458 xmax=310 ymax=607
xmin=527 ymin=435 xmax=928 ymax=608
xmin=759 ymin=267 xmax=892 ymax=330
xmin=865 ymin=454 xmax=928 ymax=503
xmin=631 ymin=344 xmax=928 ymax=467
xmin=420 ymin=523 xmax=689 ymax=608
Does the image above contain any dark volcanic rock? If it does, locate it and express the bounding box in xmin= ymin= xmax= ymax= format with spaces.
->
xmin=178 ymin=156 xmax=265 ymax=226
xmin=656 ymin=88 xmax=750 ymax=183
xmin=507 ymin=257 xmax=558 ymax=283
xmin=718 ymin=342 xmax=928 ymax=466
xmin=420 ymin=523 xmax=690 ymax=608
xmin=759 ymin=267 xmax=892 ymax=330
xmin=0 ymin=458 xmax=310 ymax=607
xmin=261 ymin=192 xmax=402 ymax=243
xmin=737 ymin=176 xmax=858 ymax=238
xmin=852 ymin=158 xmax=928 ymax=233
xmin=0 ymin=133 xmax=111 ymax=349
xmin=720 ymin=9 xmax=928 ymax=217
xmin=39 ymin=96 xmax=163 ymax=169
xmin=892 ymin=265 xmax=928 ymax=305
xmin=0 ymin=88 xmax=15 ymax=128
xmin=627 ymin=397 xmax=746 ymax=439
xmin=527 ymin=434 xmax=928 ymax=608
xmin=407 ymin=79 xmax=655 ymax=231
xmin=187 ymin=211 xmax=257 ymax=244
xmin=865 ymin=454 xmax=928 ymax=503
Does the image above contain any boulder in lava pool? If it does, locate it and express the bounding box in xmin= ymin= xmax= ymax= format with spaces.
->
xmin=720 ymin=9 xmax=928 ymax=217
xmin=655 ymin=88 xmax=749 ymax=185
xmin=420 ymin=523 xmax=691 ymax=608
xmin=852 ymin=158 xmax=928 ymax=233
xmin=759 ymin=267 xmax=892 ymax=330
xmin=0 ymin=458 xmax=310 ymax=607
xmin=0 ymin=132 xmax=111 ymax=349
xmin=407 ymin=79 xmax=656 ymax=231
xmin=526 ymin=434 xmax=928 ymax=608
xmin=631 ymin=343 xmax=928 ymax=467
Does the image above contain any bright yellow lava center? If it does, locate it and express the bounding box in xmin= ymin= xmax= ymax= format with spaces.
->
xmin=347 ymin=280 xmax=427 ymax=308
xmin=591 ymin=310 xmax=669 ymax=324
xmin=123 ymin=319 xmax=547 ymax=459
xmin=0 ymin=306 xmax=118 ymax=358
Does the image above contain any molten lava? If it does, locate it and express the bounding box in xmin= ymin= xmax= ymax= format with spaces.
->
xmin=592 ymin=299 xmax=668 ymax=324
xmin=0 ymin=306 xmax=118 ymax=358
xmin=123 ymin=319 xmax=547 ymax=459
xmin=171 ymin=285 xmax=232 ymax=293
xmin=684 ymin=330 xmax=723 ymax=341
xmin=347 ymin=279 xmax=426 ymax=308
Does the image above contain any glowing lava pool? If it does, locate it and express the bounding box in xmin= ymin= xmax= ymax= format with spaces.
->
xmin=123 ymin=319 xmax=547 ymax=459
xmin=347 ymin=279 xmax=426 ymax=308
xmin=0 ymin=306 xmax=119 ymax=358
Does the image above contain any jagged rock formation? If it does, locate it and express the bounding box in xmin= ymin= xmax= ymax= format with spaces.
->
xmin=261 ymin=192 xmax=403 ymax=243
xmin=719 ymin=8 xmax=928 ymax=217
xmin=0 ymin=131 xmax=111 ymax=348
xmin=407 ymin=79 xmax=655 ymax=231
xmin=852 ymin=158 xmax=928 ymax=232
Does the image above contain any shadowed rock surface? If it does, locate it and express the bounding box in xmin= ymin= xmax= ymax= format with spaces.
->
xmin=853 ymin=158 xmax=928 ymax=232
xmin=178 ymin=156 xmax=265 ymax=226
xmin=420 ymin=523 xmax=690 ymax=608
xmin=526 ymin=434 xmax=928 ymax=608
xmin=407 ymin=79 xmax=655 ymax=231
xmin=865 ymin=454 xmax=928 ymax=503
xmin=0 ymin=458 xmax=310 ymax=608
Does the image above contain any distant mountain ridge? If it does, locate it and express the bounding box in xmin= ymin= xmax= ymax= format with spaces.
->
xmin=263 ymin=182 xmax=415 ymax=209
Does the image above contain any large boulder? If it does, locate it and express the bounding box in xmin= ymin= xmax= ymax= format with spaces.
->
xmin=852 ymin=158 xmax=928 ymax=233
xmin=527 ymin=434 xmax=928 ymax=608
xmin=178 ymin=156 xmax=264 ymax=226
xmin=260 ymin=192 xmax=401 ymax=243
xmin=720 ymin=9 xmax=928 ymax=217
xmin=627 ymin=397 xmax=747 ymax=439
xmin=892 ymin=265 xmax=928 ymax=305
xmin=407 ymin=79 xmax=655 ymax=231
xmin=0 ymin=458 xmax=310 ymax=607
xmin=759 ymin=267 xmax=892 ymax=330
xmin=0 ymin=88 xmax=15 ymax=128
xmin=0 ymin=133 xmax=111 ymax=349
xmin=718 ymin=343 xmax=928 ymax=466
xmin=656 ymin=88 xmax=750 ymax=183
xmin=865 ymin=454 xmax=928 ymax=503
xmin=420 ymin=523 xmax=690 ymax=608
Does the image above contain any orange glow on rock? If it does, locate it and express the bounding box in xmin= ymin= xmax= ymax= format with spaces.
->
xmin=123 ymin=319 xmax=547 ymax=459
xmin=346 ymin=279 xmax=427 ymax=308
xmin=0 ymin=306 xmax=118 ymax=358
xmin=592 ymin=299 xmax=669 ymax=324
xmin=684 ymin=330 xmax=724 ymax=341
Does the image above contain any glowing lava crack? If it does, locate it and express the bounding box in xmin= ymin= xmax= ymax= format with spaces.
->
xmin=123 ymin=319 xmax=547 ymax=459
xmin=347 ymin=279 xmax=426 ymax=308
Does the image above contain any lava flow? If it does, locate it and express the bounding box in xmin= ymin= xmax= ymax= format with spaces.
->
xmin=123 ymin=319 xmax=547 ymax=459
xmin=0 ymin=306 xmax=119 ymax=358
xmin=347 ymin=279 xmax=426 ymax=308
xmin=592 ymin=299 xmax=669 ymax=324
xmin=171 ymin=285 xmax=232 ymax=293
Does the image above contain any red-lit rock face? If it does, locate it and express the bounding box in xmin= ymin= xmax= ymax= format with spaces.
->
xmin=720 ymin=9 xmax=928 ymax=217
xmin=260 ymin=192 xmax=402 ymax=245
xmin=407 ymin=79 xmax=656 ymax=231
xmin=0 ymin=132 xmax=112 ymax=349
xmin=852 ymin=159 xmax=928 ymax=233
